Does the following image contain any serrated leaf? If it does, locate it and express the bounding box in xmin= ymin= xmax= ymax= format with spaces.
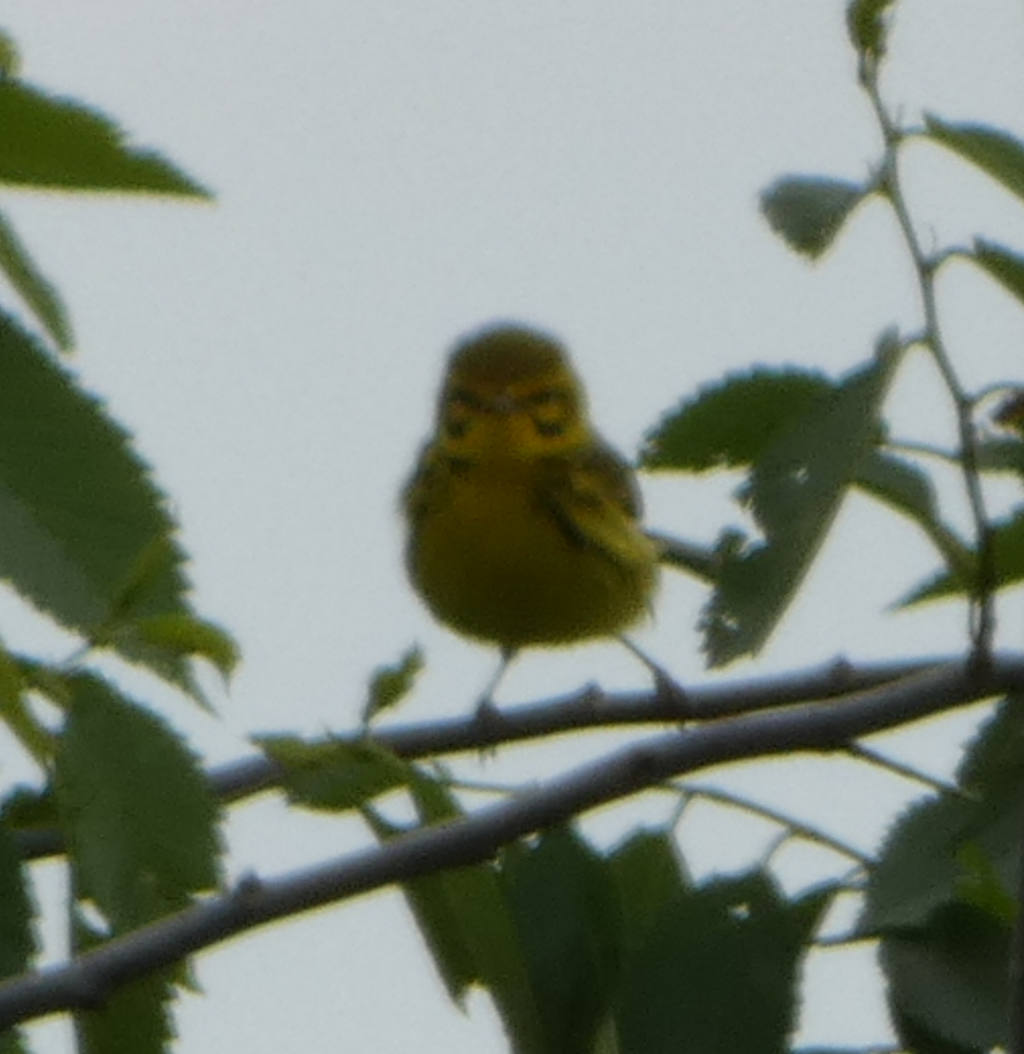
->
xmin=0 ymin=206 xmax=73 ymax=350
xmin=501 ymin=828 xmax=620 ymax=1054
xmin=925 ymin=116 xmax=1024 ymax=205
xmin=881 ymin=903 xmax=1009 ymax=1053
xmin=0 ymin=79 xmax=210 ymax=196
xmin=0 ymin=310 xmax=206 ymax=693
xmin=702 ymin=340 xmax=900 ymax=665
xmin=0 ymin=816 xmax=34 ymax=979
xmin=896 ymin=505 xmax=1024 ymax=607
xmin=957 ymin=695 xmax=1024 ymax=798
xmin=969 ymin=238 xmax=1024 ymax=311
xmin=846 ymin=0 xmax=897 ymax=56
xmin=362 ymin=645 xmax=424 ymax=725
xmin=73 ymin=909 xmax=174 ymax=1054
xmin=861 ymin=795 xmax=985 ymax=934
xmin=55 ymin=673 xmax=221 ymax=931
xmin=257 ymin=735 xmax=411 ymax=811
xmin=761 ymin=176 xmax=869 ymax=259
xmin=75 ymin=972 xmax=174 ymax=1054
xmin=614 ymin=871 xmax=832 ymax=1054
xmin=861 ymin=724 xmax=1024 ymax=940
xmin=854 ymin=451 xmax=972 ymax=573
xmin=641 ymin=368 xmax=834 ymax=472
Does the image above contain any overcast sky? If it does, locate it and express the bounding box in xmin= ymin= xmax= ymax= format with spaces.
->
xmin=5 ymin=1 xmax=1024 ymax=1050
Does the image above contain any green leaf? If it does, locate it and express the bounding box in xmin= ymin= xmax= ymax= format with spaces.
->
xmin=367 ymin=774 xmax=546 ymax=1054
xmin=0 ymin=79 xmax=210 ymax=196
xmin=3 ymin=784 xmax=59 ymax=835
xmin=614 ymin=871 xmax=832 ymax=1054
xmin=702 ymin=340 xmax=900 ymax=665
xmin=854 ymin=451 xmax=972 ymax=574
xmin=0 ymin=815 xmax=34 ymax=979
xmin=104 ymin=612 xmax=240 ymax=683
xmin=761 ymin=176 xmax=870 ymax=258
xmin=0 ymin=1030 xmax=32 ymax=1054
xmin=364 ymin=780 xmax=478 ymax=1002
xmin=641 ymin=368 xmax=834 ymax=472
xmin=846 ymin=0 xmax=897 ymax=57
xmin=955 ymin=843 xmax=1016 ymax=925
xmin=957 ymin=694 xmax=1024 ymax=799
xmin=896 ymin=505 xmax=1024 ymax=607
xmin=861 ymin=711 xmax=1024 ymax=939
xmin=362 ymin=645 xmax=424 ymax=725
xmin=608 ymin=830 xmax=689 ymax=956
xmin=974 ymin=436 xmax=1024 ymax=476
xmin=882 ymin=903 xmax=1009 ymax=1053
xmin=55 ymin=673 xmax=221 ymax=931
xmin=925 ymin=116 xmax=1024 ymax=205
xmin=0 ymin=206 xmax=73 ymax=350
xmin=257 ymin=735 xmax=412 ymax=811
xmin=861 ymin=795 xmax=983 ymax=934
xmin=501 ymin=828 xmax=621 ymax=1054
xmin=73 ymin=910 xmax=174 ymax=1054
xmin=0 ymin=310 xmax=205 ymax=692
xmin=969 ymin=238 xmax=1024 ymax=311
xmin=0 ymin=643 xmax=55 ymax=763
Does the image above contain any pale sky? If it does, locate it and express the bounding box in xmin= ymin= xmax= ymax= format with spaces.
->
xmin=5 ymin=1 xmax=1024 ymax=1050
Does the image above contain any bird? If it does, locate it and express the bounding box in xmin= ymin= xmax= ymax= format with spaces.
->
xmin=402 ymin=323 xmax=676 ymax=713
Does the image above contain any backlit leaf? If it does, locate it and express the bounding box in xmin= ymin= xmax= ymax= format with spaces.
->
xmin=0 ymin=78 xmax=210 ymax=196
xmin=761 ymin=176 xmax=869 ymax=258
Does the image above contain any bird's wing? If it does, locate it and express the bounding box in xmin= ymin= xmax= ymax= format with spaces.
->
xmin=539 ymin=440 xmax=653 ymax=569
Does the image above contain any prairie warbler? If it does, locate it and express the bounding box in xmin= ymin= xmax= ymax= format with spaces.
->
xmin=403 ymin=324 xmax=664 ymax=703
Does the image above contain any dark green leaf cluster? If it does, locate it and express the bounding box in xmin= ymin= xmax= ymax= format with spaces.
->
xmin=366 ymin=776 xmax=834 ymax=1054
xmin=1 ymin=674 xmax=221 ymax=1053
xmin=0 ymin=32 xmax=235 ymax=1053
xmin=862 ymin=696 xmax=1024 ymax=1052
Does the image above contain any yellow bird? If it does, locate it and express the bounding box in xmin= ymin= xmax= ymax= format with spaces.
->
xmin=403 ymin=324 xmax=668 ymax=705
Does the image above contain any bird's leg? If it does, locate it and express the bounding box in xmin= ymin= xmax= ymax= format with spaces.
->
xmin=618 ymin=636 xmax=689 ymax=720
xmin=474 ymin=645 xmax=518 ymax=741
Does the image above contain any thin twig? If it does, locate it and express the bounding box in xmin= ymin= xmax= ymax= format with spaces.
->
xmin=845 ymin=742 xmax=972 ymax=799
xmin=674 ymin=782 xmax=872 ymax=864
xmin=861 ymin=67 xmax=996 ymax=663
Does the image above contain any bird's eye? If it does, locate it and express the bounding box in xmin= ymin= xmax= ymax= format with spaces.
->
xmin=528 ymin=388 xmax=572 ymax=438
xmin=534 ymin=419 xmax=566 ymax=437
xmin=448 ymin=386 xmax=484 ymax=412
xmin=528 ymin=389 xmax=563 ymax=408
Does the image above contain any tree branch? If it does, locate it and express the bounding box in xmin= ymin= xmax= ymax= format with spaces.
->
xmin=1 ymin=656 xmax=1020 ymax=1029
xmin=12 ymin=653 xmax=1013 ymax=863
